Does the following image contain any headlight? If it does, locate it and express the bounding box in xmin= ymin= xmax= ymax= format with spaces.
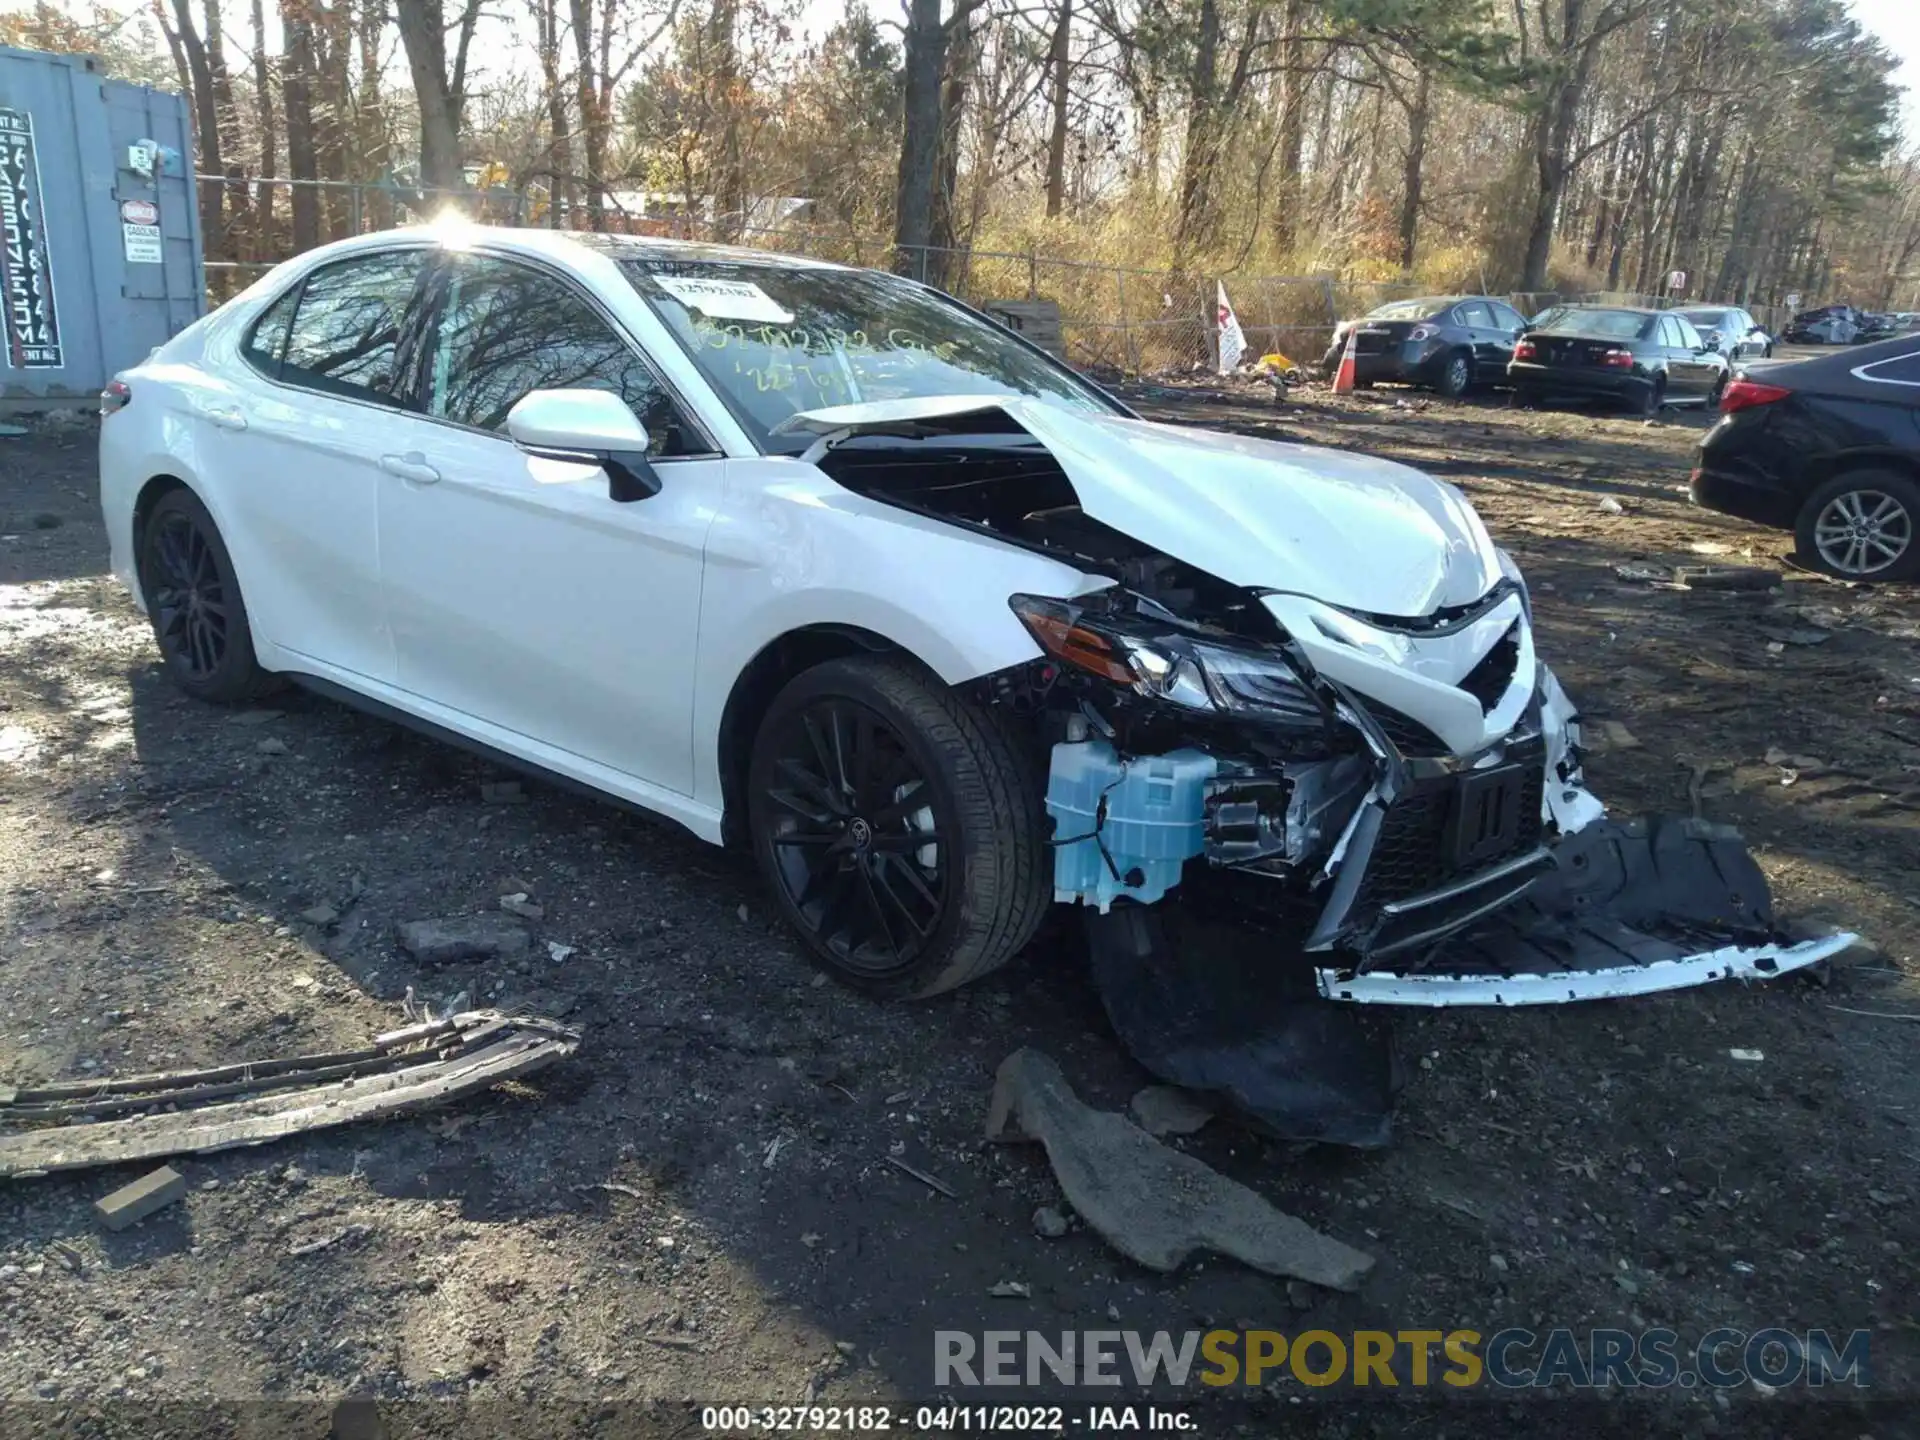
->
xmin=1009 ymin=594 xmax=1329 ymax=730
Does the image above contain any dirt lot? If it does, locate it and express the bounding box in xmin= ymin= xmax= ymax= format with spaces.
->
xmin=2 ymin=383 xmax=1918 ymax=1437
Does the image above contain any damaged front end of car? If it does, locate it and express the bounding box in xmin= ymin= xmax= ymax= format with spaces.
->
xmin=782 ymin=396 xmax=1859 ymax=1148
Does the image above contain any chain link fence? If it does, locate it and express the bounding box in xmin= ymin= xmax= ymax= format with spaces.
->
xmin=196 ymin=176 xmax=1784 ymax=376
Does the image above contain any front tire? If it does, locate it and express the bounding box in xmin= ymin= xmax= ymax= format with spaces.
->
xmin=137 ymin=487 xmax=274 ymax=703
xmin=746 ymin=655 xmax=1050 ymax=999
xmin=1795 ymin=470 xmax=1920 ymax=582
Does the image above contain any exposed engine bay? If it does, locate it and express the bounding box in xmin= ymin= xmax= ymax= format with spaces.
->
xmin=794 ymin=402 xmax=1860 ymax=1147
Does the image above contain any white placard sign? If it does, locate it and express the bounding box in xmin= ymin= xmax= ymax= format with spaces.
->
xmin=654 ymin=275 xmax=794 ymax=324
xmin=122 ymin=222 xmax=163 ymax=263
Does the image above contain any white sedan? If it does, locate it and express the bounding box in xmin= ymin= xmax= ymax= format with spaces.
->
xmin=99 ymin=226 xmax=1850 ymax=1137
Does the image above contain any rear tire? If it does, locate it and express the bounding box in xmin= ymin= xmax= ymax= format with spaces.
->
xmin=746 ymin=655 xmax=1050 ymax=999
xmin=1630 ymin=377 xmax=1665 ymax=417
xmin=1433 ymin=351 xmax=1472 ymax=399
xmin=1794 ymin=469 xmax=1920 ymax=582
xmin=137 ymin=487 xmax=275 ymax=704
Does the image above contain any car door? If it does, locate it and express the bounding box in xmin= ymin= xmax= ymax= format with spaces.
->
xmin=1651 ymin=316 xmax=1697 ymax=397
xmin=196 ymin=247 xmax=433 ymax=682
xmin=1454 ymin=301 xmax=1501 ymax=371
xmin=374 ymin=248 xmax=725 ymax=796
xmin=1670 ymin=314 xmax=1722 ymax=397
xmin=1487 ymin=302 xmax=1528 ymax=368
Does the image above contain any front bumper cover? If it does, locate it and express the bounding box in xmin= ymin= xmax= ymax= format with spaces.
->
xmin=1088 ymin=813 xmax=1857 ymax=1148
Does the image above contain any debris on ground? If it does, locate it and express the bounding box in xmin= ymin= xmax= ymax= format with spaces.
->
xmin=984 ymin=1049 xmax=1374 ymax=1289
xmin=394 ymin=915 xmax=532 ymax=963
xmin=1128 ymin=1084 xmax=1216 ymax=1138
xmin=1597 ymin=497 xmax=1625 ymax=515
xmin=1031 ymin=1206 xmax=1070 ymax=1238
xmin=988 ymin=1280 xmax=1032 ymax=1299
xmin=1587 ymin=720 xmax=1641 ymax=751
xmin=885 ymin=1154 xmax=957 ymax=1199
xmin=497 ymin=892 xmax=544 ymax=920
xmin=1672 ymin=564 xmax=1780 ymax=591
xmin=1729 ymin=1049 xmax=1765 ymax=1062
xmin=93 ymin=1165 xmax=186 ymax=1231
xmin=0 ymin=1011 xmax=579 ymax=1178
xmin=288 ymin=1222 xmax=373 ymax=1257
xmin=479 ymin=780 xmax=527 ymax=804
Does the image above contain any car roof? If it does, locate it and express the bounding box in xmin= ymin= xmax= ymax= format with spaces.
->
xmin=1556 ymin=303 xmax=1660 ymax=317
xmin=285 ymin=223 xmax=857 ymax=273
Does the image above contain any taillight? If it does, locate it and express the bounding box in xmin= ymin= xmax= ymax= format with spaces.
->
xmin=1721 ymin=378 xmax=1791 ymax=414
xmin=1601 ymin=349 xmax=1634 ymax=369
xmin=100 ymin=380 xmax=131 ymax=417
xmin=1408 ymin=325 xmax=1435 ymax=342
xmin=1514 ymin=339 xmax=1536 ymax=361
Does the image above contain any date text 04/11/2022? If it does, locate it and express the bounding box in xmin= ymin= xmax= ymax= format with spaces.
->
xmin=699 ymin=1405 xmax=1196 ymax=1432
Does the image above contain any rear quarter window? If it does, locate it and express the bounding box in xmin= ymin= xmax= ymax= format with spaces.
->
xmin=240 ymin=286 xmax=300 ymax=377
xmin=1855 ymin=350 xmax=1920 ymax=387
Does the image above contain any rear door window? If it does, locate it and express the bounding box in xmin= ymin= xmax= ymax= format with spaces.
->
xmin=1458 ymin=301 xmax=1494 ymax=329
xmin=278 ymin=250 xmax=430 ymax=405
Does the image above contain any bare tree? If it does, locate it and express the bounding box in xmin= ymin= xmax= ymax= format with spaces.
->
xmin=393 ymin=0 xmax=483 ymax=190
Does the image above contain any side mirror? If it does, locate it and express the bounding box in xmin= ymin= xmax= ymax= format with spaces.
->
xmin=506 ymin=388 xmax=661 ymax=502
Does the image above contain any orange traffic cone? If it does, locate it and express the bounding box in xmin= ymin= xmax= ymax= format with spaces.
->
xmin=1331 ymin=326 xmax=1359 ymax=395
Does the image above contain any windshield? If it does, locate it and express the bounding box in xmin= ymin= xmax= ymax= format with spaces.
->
xmin=1365 ymin=299 xmax=1446 ymax=321
xmin=1535 ymin=309 xmax=1648 ymax=341
xmin=621 ymin=260 xmax=1120 ymax=448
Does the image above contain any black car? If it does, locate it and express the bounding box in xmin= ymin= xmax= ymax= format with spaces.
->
xmin=1676 ymin=305 xmax=1773 ymax=361
xmin=1692 ymin=336 xmax=1920 ymax=581
xmin=1508 ymin=305 xmax=1731 ymax=415
xmin=1321 ymin=294 xmax=1530 ymax=397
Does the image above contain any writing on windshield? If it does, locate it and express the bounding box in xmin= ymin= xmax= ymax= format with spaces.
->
xmin=624 ymin=260 xmax=1116 ymax=445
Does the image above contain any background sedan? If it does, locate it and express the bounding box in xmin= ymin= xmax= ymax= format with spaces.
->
xmin=1508 ymin=305 xmax=1730 ymax=415
xmin=1677 ymin=306 xmax=1773 ymax=361
xmin=1320 ymin=294 xmax=1529 ymax=397
xmin=1691 ymin=335 xmax=1920 ymax=581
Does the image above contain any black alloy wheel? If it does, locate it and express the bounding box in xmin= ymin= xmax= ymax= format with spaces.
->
xmin=1435 ymin=352 xmax=1472 ymax=399
xmin=149 ymin=509 xmax=229 ymax=680
xmin=138 ymin=487 xmax=273 ymax=702
xmin=746 ymin=655 xmax=1050 ymax=998
xmin=758 ymin=695 xmax=948 ymax=977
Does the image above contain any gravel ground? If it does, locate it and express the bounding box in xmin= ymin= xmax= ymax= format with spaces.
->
xmin=1 ymin=385 xmax=1916 ymax=1438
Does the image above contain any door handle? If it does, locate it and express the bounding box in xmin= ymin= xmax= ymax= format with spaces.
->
xmin=380 ymin=453 xmax=441 ymax=485
xmin=203 ymin=404 xmax=248 ymax=432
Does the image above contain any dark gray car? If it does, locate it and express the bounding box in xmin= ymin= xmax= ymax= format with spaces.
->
xmin=1320 ymin=295 xmax=1529 ymax=398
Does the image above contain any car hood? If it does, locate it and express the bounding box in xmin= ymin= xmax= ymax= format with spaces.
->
xmin=776 ymin=396 xmax=1504 ymax=617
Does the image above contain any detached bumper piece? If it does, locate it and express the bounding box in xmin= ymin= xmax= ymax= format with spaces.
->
xmin=1320 ymin=815 xmax=1857 ymax=1006
xmin=1087 ymin=901 xmax=1401 ymax=1150
xmin=0 ymin=1011 xmax=580 ymax=1179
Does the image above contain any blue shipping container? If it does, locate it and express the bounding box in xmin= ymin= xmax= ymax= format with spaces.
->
xmin=0 ymin=45 xmax=203 ymax=407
